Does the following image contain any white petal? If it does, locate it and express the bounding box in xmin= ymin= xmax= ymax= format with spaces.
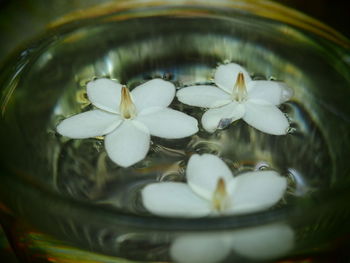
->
xmin=227 ymin=170 xmax=287 ymax=214
xmin=104 ymin=120 xmax=150 ymax=167
xmin=201 ymin=102 xmax=245 ymax=133
xmin=176 ymin=85 xmax=231 ymax=108
xmin=170 ymin=234 xmax=231 ymax=263
xmin=187 ymin=154 xmax=233 ymax=200
xmin=86 ymin=78 xmax=123 ymax=113
xmin=243 ymin=101 xmax=289 ymax=135
xmin=57 ymin=110 xmax=121 ymax=139
xmin=137 ymin=108 xmax=198 ymax=139
xmin=231 ymin=224 xmax=294 ymax=260
xmin=141 ymin=182 xmax=211 ymax=217
xmin=248 ymin=80 xmax=293 ymax=105
xmin=131 ymin=79 xmax=175 ymax=112
xmin=214 ymin=63 xmax=252 ymax=93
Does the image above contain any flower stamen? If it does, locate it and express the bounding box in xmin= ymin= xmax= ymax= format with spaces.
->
xmin=232 ymin=72 xmax=247 ymax=102
xmin=212 ymin=177 xmax=230 ymax=212
xmin=120 ymin=86 xmax=136 ymax=119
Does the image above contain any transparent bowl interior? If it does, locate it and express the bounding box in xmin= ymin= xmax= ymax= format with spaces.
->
xmin=1 ymin=1 xmax=350 ymax=261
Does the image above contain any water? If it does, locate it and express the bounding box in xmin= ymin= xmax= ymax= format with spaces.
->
xmin=1 ymin=14 xmax=338 ymax=212
xmin=54 ymin=69 xmax=331 ymax=214
xmin=1 ymin=3 xmax=350 ymax=262
xmin=43 ymin=16 xmax=334 ymax=214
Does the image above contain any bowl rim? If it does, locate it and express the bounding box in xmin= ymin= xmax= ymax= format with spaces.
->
xmin=50 ymin=0 xmax=350 ymax=49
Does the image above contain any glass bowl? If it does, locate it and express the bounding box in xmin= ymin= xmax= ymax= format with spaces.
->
xmin=1 ymin=0 xmax=350 ymax=262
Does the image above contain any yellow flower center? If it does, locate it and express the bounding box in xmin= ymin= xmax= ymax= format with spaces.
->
xmin=232 ymin=72 xmax=247 ymax=102
xmin=120 ymin=86 xmax=136 ymax=119
xmin=212 ymin=178 xmax=230 ymax=212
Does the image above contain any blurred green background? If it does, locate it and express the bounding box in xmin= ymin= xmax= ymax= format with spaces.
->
xmin=0 ymin=0 xmax=349 ymax=262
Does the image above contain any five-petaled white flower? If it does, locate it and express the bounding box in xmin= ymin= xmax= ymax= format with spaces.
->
xmin=57 ymin=78 xmax=198 ymax=167
xmin=176 ymin=63 xmax=293 ymax=135
xmin=142 ymin=154 xmax=287 ymax=217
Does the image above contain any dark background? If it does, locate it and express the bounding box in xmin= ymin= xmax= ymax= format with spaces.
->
xmin=281 ymin=0 xmax=349 ymax=38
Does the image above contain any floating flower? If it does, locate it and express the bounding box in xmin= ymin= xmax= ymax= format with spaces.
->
xmin=170 ymin=223 xmax=294 ymax=263
xmin=176 ymin=63 xmax=293 ymax=134
xmin=57 ymin=78 xmax=198 ymax=167
xmin=142 ymin=154 xmax=287 ymax=217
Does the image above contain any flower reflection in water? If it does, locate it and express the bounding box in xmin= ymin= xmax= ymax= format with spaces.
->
xmin=170 ymin=223 xmax=294 ymax=263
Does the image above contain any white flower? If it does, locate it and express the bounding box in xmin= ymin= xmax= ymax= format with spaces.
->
xmin=170 ymin=223 xmax=294 ymax=263
xmin=176 ymin=63 xmax=293 ymax=135
xmin=141 ymin=154 xmax=287 ymax=217
xmin=57 ymin=78 xmax=198 ymax=167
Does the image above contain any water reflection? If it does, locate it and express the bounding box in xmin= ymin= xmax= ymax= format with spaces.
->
xmin=170 ymin=223 xmax=294 ymax=263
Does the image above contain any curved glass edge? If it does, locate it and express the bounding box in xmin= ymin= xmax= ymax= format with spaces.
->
xmin=49 ymin=0 xmax=350 ymax=49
